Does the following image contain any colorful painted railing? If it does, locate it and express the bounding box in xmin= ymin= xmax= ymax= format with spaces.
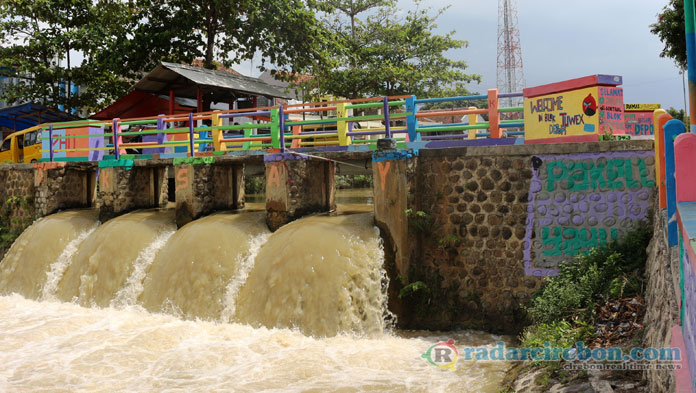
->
xmin=661 ymin=119 xmax=696 ymax=392
xmin=36 ymin=90 xmax=524 ymax=162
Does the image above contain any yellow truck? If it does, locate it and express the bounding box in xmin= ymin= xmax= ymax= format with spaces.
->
xmin=0 ymin=125 xmax=42 ymax=163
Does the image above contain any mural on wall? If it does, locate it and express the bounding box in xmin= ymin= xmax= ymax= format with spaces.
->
xmin=524 ymin=87 xmax=600 ymax=141
xmin=41 ymin=126 xmax=104 ymax=161
xmin=681 ymin=249 xmax=696 ymax=390
xmin=597 ymin=87 xmax=625 ymax=135
xmin=624 ymin=104 xmax=660 ymax=137
xmin=523 ymin=151 xmax=655 ymax=276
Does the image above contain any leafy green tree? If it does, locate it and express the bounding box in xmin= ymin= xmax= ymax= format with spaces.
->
xmin=105 ymin=0 xmax=334 ymax=80
xmin=650 ymin=0 xmax=686 ymax=69
xmin=299 ymin=0 xmax=480 ymax=99
xmin=1 ymin=0 xmax=334 ymax=113
xmin=666 ymin=106 xmax=689 ymax=123
xmin=0 ymin=0 xmax=132 ymax=113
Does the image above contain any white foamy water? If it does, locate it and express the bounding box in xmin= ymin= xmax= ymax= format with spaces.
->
xmin=0 ymin=210 xmax=100 ymax=300
xmin=111 ymin=230 xmax=176 ymax=307
xmin=41 ymin=225 xmax=99 ymax=300
xmin=0 ymin=294 xmax=510 ymax=392
xmin=220 ymin=232 xmax=270 ymax=323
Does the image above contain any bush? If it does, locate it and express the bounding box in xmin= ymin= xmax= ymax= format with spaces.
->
xmin=526 ymin=225 xmax=652 ymax=325
xmin=244 ymin=176 xmax=265 ymax=194
xmin=521 ymin=320 xmax=593 ymax=350
xmin=336 ymin=174 xmax=373 ymax=189
xmin=0 ymin=196 xmax=34 ymax=250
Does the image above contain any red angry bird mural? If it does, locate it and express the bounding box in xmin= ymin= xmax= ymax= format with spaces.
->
xmin=582 ymin=94 xmax=597 ymax=116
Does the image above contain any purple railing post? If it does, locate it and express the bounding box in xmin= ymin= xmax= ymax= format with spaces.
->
xmin=279 ymin=104 xmax=286 ymax=153
xmin=113 ymin=118 xmax=120 ymax=160
xmin=188 ymin=112 xmax=195 ymax=156
xmin=383 ymin=96 xmax=391 ymax=138
xmin=48 ymin=124 xmax=54 ymax=162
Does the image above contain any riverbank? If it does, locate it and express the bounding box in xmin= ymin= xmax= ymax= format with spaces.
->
xmin=498 ymin=214 xmax=656 ymax=393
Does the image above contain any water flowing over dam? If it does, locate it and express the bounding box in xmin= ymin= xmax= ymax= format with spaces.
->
xmin=0 ymin=193 xmax=510 ymax=391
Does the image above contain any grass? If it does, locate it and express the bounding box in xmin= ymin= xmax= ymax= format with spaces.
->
xmin=526 ymin=225 xmax=652 ymax=325
xmin=511 ymin=224 xmax=653 ymax=388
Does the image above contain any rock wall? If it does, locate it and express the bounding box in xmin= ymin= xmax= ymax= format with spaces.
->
xmin=381 ymin=141 xmax=656 ymax=334
xmin=175 ymin=162 xmax=244 ymax=228
xmin=0 ymin=164 xmax=36 ymax=259
xmin=642 ymin=208 xmax=680 ymax=393
xmin=97 ymin=165 xmax=168 ymax=222
xmin=34 ymin=162 xmax=96 ymax=217
xmin=265 ymin=155 xmax=335 ymax=231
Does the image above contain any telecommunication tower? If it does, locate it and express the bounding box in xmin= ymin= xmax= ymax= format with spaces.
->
xmin=497 ymin=0 xmax=525 ymax=108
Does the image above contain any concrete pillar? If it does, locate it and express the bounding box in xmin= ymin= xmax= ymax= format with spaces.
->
xmin=34 ymin=162 xmax=97 ymax=217
xmin=371 ymin=149 xmax=418 ymax=284
xmin=264 ymin=154 xmax=336 ymax=231
xmin=97 ymin=165 xmax=168 ymax=222
xmin=174 ymin=163 xmax=244 ymax=228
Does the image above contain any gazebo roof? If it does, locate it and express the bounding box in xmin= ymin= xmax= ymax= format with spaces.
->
xmin=132 ymin=62 xmax=292 ymax=102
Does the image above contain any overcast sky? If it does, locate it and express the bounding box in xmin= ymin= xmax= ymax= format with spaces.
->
xmin=239 ymin=0 xmax=685 ymax=110
xmin=417 ymin=0 xmax=685 ymax=110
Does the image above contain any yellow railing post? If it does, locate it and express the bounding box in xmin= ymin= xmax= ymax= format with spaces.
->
xmin=212 ymin=111 xmax=226 ymax=152
xmin=467 ymin=107 xmax=477 ymax=139
xmin=337 ymin=102 xmax=351 ymax=146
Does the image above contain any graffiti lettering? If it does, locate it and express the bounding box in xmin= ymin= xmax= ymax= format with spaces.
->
xmin=267 ymin=163 xmax=282 ymax=188
xmin=549 ymin=124 xmax=567 ymax=135
xmin=560 ymin=113 xmax=584 ymax=127
xmin=538 ymin=113 xmax=557 ymax=122
xmin=530 ymin=96 xmax=564 ymax=113
xmin=542 ymin=227 xmax=619 ymax=257
xmin=175 ymin=167 xmax=189 ymax=192
xmin=546 ymin=158 xmax=655 ymax=191
xmin=377 ymin=161 xmax=391 ymax=191
xmin=599 ymin=87 xmax=623 ymax=96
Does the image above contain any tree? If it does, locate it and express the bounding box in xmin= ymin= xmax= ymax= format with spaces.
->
xmin=666 ymin=106 xmax=689 ymax=123
xmin=104 ymin=0 xmax=334 ymax=81
xmin=650 ymin=0 xmax=686 ymax=69
xmin=1 ymin=0 xmax=335 ymax=113
xmin=0 ymin=0 xmax=132 ymax=113
xmin=297 ymin=0 xmax=480 ymax=99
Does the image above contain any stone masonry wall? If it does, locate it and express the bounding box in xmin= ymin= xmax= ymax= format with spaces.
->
xmin=265 ymin=156 xmax=335 ymax=231
xmin=34 ymin=162 xmax=96 ymax=217
xmin=0 ymin=164 xmax=36 ymax=259
xmin=392 ymin=141 xmax=656 ymax=334
xmin=175 ymin=163 xmax=244 ymax=228
xmin=642 ymin=208 xmax=679 ymax=393
xmin=97 ymin=165 xmax=168 ymax=222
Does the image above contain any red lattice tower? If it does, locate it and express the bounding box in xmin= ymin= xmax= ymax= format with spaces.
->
xmin=497 ymin=0 xmax=525 ymax=109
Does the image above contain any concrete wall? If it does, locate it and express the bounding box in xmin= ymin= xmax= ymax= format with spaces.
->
xmin=376 ymin=140 xmax=656 ymax=333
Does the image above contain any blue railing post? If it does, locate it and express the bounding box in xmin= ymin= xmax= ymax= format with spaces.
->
xmin=382 ymin=96 xmax=391 ymax=138
xmin=113 ymin=118 xmax=120 ymax=160
xmin=405 ymin=95 xmax=418 ymax=142
xmin=665 ymin=119 xmax=686 ymax=246
xmin=188 ymin=112 xmax=195 ymax=156
xmin=48 ymin=124 xmax=54 ymax=162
